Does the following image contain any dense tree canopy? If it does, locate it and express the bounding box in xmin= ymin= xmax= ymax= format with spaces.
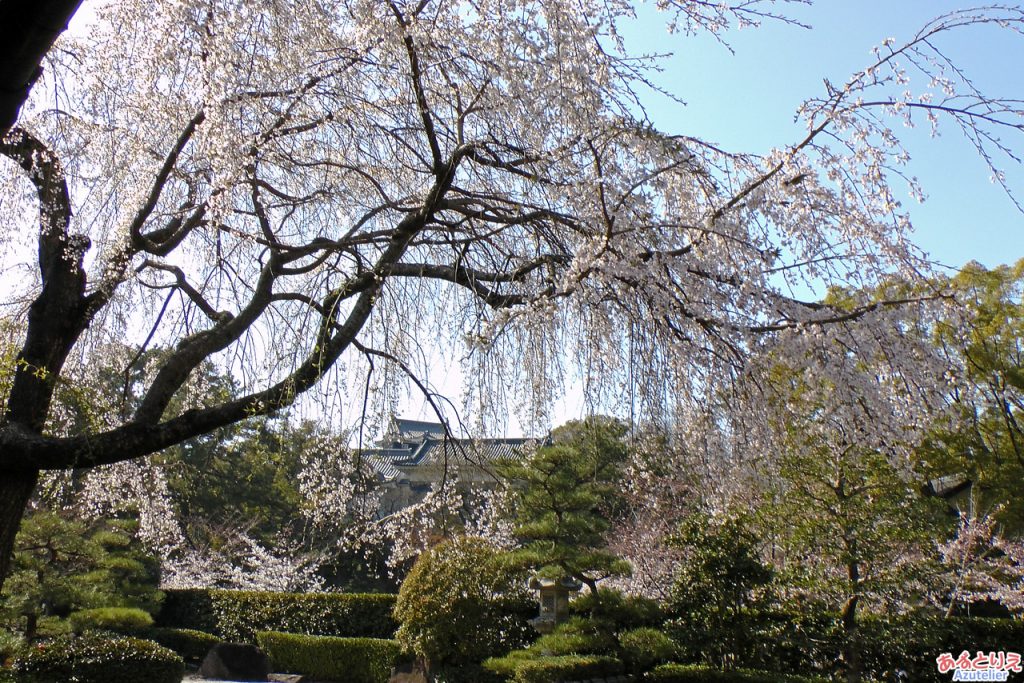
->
xmin=920 ymin=260 xmax=1024 ymax=531
xmin=1 ymin=0 xmax=1023 ymax=588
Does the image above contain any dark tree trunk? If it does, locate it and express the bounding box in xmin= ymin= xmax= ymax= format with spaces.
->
xmin=841 ymin=593 xmax=861 ymax=683
xmin=0 ymin=124 xmax=89 ymax=595
xmin=0 ymin=469 xmax=38 ymax=592
xmin=0 ymin=0 xmax=84 ymax=134
xmin=841 ymin=543 xmax=862 ymax=683
xmin=24 ymin=611 xmax=38 ymax=641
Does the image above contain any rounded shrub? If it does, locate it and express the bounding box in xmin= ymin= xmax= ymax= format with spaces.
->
xmin=527 ymin=617 xmax=616 ymax=656
xmin=69 ymin=607 xmax=154 ymax=634
xmin=570 ymin=587 xmax=666 ymax=630
xmin=619 ymin=627 xmax=678 ymax=673
xmin=12 ymin=634 xmax=184 ymax=683
xmin=394 ymin=536 xmax=535 ymax=672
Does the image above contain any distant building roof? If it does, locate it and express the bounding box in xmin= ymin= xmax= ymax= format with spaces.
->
xmin=388 ymin=417 xmax=447 ymax=443
xmin=364 ymin=417 xmax=534 ymax=482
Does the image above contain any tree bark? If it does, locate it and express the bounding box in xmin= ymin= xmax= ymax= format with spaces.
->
xmin=0 ymin=125 xmax=88 ymax=594
xmin=24 ymin=610 xmax=38 ymax=641
xmin=0 ymin=0 xmax=84 ymax=135
xmin=0 ymin=469 xmax=38 ymax=592
xmin=842 ymin=550 xmax=862 ymax=683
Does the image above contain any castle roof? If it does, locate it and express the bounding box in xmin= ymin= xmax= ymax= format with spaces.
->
xmin=365 ymin=417 xmax=534 ymax=481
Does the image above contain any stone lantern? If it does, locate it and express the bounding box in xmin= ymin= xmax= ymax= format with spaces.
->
xmin=528 ymin=576 xmax=582 ymax=633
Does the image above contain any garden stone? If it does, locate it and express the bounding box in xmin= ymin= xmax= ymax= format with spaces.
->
xmin=198 ymin=642 xmax=271 ymax=681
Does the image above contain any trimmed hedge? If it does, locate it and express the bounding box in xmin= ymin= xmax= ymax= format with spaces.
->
xmin=157 ymin=588 xmax=397 ymax=641
xmin=129 ymin=627 xmax=221 ymax=663
xmin=859 ymin=613 xmax=1024 ymax=683
xmin=485 ymin=654 xmax=624 ymax=683
xmin=157 ymin=589 xmax=217 ymax=633
xmin=69 ymin=607 xmax=154 ymax=634
xmin=645 ymin=664 xmax=828 ymax=683
xmin=12 ymin=634 xmax=184 ymax=683
xmin=670 ymin=609 xmax=1024 ymax=682
xmin=430 ymin=663 xmax=508 ymax=683
xmin=256 ymin=631 xmax=400 ymax=683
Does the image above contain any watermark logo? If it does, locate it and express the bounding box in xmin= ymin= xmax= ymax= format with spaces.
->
xmin=936 ymin=651 xmax=1022 ymax=681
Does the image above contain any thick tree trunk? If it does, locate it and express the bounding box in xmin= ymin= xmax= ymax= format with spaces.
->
xmin=0 ymin=126 xmax=89 ymax=594
xmin=841 ymin=548 xmax=862 ymax=683
xmin=841 ymin=594 xmax=861 ymax=683
xmin=0 ymin=468 xmax=38 ymax=593
xmin=0 ymin=0 xmax=85 ymax=134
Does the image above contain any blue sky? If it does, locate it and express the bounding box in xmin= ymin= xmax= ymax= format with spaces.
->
xmin=617 ymin=1 xmax=1024 ymax=271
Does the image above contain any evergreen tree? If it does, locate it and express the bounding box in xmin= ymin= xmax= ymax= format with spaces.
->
xmin=500 ymin=418 xmax=631 ymax=598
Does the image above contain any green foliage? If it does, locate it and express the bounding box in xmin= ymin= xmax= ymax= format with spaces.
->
xmin=158 ymin=418 xmax=313 ymax=548
xmin=717 ymin=609 xmax=842 ymax=676
xmin=759 ymin=360 xmax=948 ymax=675
xmin=128 ymin=627 xmax=220 ymax=663
xmin=491 ymin=612 xmax=670 ymax=679
xmin=2 ymin=511 xmax=100 ymax=635
xmin=28 ymin=619 xmax=70 ymax=640
xmin=667 ymin=609 xmax=1024 ymax=682
xmin=394 ymin=536 xmax=534 ymax=671
xmin=428 ymin=663 xmax=507 ymax=683
xmin=920 ymin=259 xmax=1024 ymax=532
xmin=256 ymin=631 xmax=400 ymax=683
xmin=81 ymin=518 xmax=163 ymax=614
xmin=569 ymin=588 xmax=666 ymax=631
xmin=12 ymin=634 xmax=183 ymax=683
xmin=644 ymin=663 xmax=829 ymax=683
xmin=1 ymin=511 xmax=162 ymax=639
xmin=500 ymin=417 xmax=631 ymax=594
xmin=156 ymin=588 xmax=397 ymax=642
xmin=484 ymin=653 xmax=623 ymax=683
xmin=619 ymin=628 xmax=678 ymax=673
xmin=857 ymin=613 xmax=1024 ymax=683
xmin=527 ymin=618 xmax=616 ymax=656
xmin=69 ymin=607 xmax=153 ymax=635
xmin=155 ymin=589 xmax=216 ymax=633
xmin=666 ymin=512 xmax=773 ymax=669
xmin=0 ymin=630 xmax=25 ymax=665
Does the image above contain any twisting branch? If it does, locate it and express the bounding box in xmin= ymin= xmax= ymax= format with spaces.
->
xmin=137 ymin=259 xmax=232 ymax=323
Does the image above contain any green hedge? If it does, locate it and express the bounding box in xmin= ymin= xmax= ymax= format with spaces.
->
xmin=485 ymin=654 xmax=623 ymax=683
xmin=157 ymin=588 xmax=397 ymax=641
xmin=256 ymin=631 xmax=400 ymax=683
xmin=128 ymin=627 xmax=221 ymax=663
xmin=12 ymin=634 xmax=183 ymax=683
xmin=670 ymin=609 xmax=1024 ymax=682
xmin=156 ymin=589 xmax=217 ymax=634
xmin=645 ymin=664 xmax=828 ymax=683
xmin=858 ymin=613 xmax=1024 ymax=682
